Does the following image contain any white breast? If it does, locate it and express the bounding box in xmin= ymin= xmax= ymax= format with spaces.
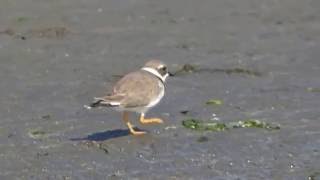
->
xmin=146 ymin=81 xmax=165 ymax=108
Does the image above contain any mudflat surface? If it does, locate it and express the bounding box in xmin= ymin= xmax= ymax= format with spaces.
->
xmin=1 ymin=0 xmax=320 ymax=179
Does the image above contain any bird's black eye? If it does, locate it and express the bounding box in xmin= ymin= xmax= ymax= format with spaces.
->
xmin=158 ymin=66 xmax=168 ymax=76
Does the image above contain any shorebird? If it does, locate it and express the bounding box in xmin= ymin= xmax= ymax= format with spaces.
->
xmin=85 ymin=60 xmax=170 ymax=135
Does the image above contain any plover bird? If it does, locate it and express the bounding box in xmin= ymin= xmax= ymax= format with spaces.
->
xmin=86 ymin=60 xmax=170 ymax=135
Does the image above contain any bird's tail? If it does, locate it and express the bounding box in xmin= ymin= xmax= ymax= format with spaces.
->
xmin=84 ymin=96 xmax=122 ymax=110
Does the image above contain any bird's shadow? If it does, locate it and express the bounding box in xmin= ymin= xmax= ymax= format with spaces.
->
xmin=70 ymin=128 xmax=145 ymax=142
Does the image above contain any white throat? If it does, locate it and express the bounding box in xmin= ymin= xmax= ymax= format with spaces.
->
xmin=141 ymin=67 xmax=167 ymax=82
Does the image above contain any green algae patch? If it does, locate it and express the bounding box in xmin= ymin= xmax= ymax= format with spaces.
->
xmin=230 ymin=119 xmax=280 ymax=130
xmin=28 ymin=129 xmax=47 ymax=139
xmin=182 ymin=118 xmax=280 ymax=132
xmin=171 ymin=63 xmax=262 ymax=77
xmin=213 ymin=68 xmax=262 ymax=77
xmin=182 ymin=119 xmax=228 ymax=132
xmin=206 ymin=99 xmax=223 ymax=105
xmin=171 ymin=64 xmax=199 ymax=76
xmin=16 ymin=17 xmax=29 ymax=23
xmin=307 ymin=87 xmax=320 ymax=93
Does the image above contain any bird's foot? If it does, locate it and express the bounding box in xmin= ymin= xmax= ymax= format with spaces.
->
xmin=140 ymin=118 xmax=164 ymax=124
xmin=129 ymin=128 xmax=147 ymax=135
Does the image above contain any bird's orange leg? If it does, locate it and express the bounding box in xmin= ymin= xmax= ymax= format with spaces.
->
xmin=139 ymin=113 xmax=163 ymax=124
xmin=122 ymin=111 xmax=146 ymax=135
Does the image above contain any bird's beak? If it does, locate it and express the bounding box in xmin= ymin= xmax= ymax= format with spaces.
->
xmin=168 ymin=72 xmax=175 ymax=77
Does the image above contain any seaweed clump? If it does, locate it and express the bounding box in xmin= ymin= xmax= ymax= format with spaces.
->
xmin=183 ymin=119 xmax=228 ymax=131
xmin=171 ymin=63 xmax=262 ymax=77
xmin=182 ymin=118 xmax=280 ymax=132
xmin=206 ymin=99 xmax=223 ymax=105
xmin=28 ymin=129 xmax=47 ymax=139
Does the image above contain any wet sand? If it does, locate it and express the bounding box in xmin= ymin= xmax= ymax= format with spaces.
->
xmin=0 ymin=0 xmax=320 ymax=179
